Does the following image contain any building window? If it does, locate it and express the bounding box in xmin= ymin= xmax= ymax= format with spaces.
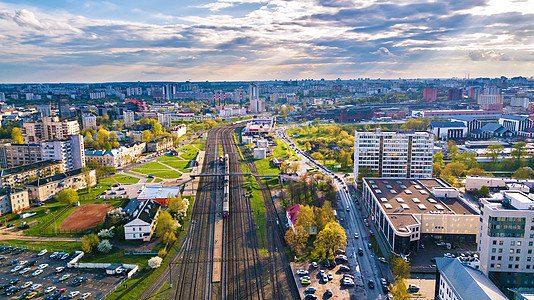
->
xmin=493 ymin=240 xmax=497 ymax=245
xmin=518 ymin=249 xmax=522 ymax=254
xmin=528 ymin=257 xmax=532 ymax=262
xmin=516 ymin=257 xmax=520 ymax=261
xmin=530 ymin=242 xmax=533 ymax=247
xmin=510 ymin=256 xmax=514 ymax=261
xmin=499 ymin=248 xmax=503 ymax=253
xmin=498 ymin=256 xmax=502 ymax=261
xmin=497 ymin=264 xmax=501 ymax=268
xmin=491 ymin=264 xmax=495 ymax=268
xmin=491 ymin=256 xmax=495 ymax=260
xmin=492 ymin=248 xmax=496 ymax=253
xmin=509 ymin=264 xmax=513 ymax=268
xmin=511 ymin=249 xmax=515 ymax=253
xmin=515 ymin=264 xmax=519 ymax=269
xmin=511 ymin=241 xmax=515 ymax=246
xmin=518 ymin=241 xmax=522 ymax=246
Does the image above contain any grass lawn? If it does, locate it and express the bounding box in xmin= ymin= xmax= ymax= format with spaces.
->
xmin=134 ymin=161 xmax=169 ymax=171
xmin=113 ymin=174 xmax=140 ymax=184
xmin=157 ymin=155 xmax=182 ymax=162
xmin=244 ymin=174 xmax=266 ymax=249
xmin=254 ymin=158 xmax=280 ymax=175
xmin=153 ymin=178 xmax=163 ymax=183
xmin=81 ymin=246 xmax=150 ymax=269
xmin=180 ymin=150 xmax=198 ymax=161
xmin=163 ymin=160 xmax=190 ymax=170
xmin=150 ymin=170 xmax=182 ymax=179
xmin=78 ymin=182 xmax=113 ymax=204
xmin=0 ymin=239 xmax=82 ymax=253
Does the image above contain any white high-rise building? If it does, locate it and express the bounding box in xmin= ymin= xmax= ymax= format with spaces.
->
xmin=478 ymin=191 xmax=534 ymax=290
xmin=354 ymin=130 xmax=433 ymax=180
xmin=41 ymin=134 xmax=85 ymax=171
xmin=123 ymin=111 xmax=135 ymax=128
xmin=157 ymin=112 xmax=172 ymax=128
xmin=0 ymin=92 xmax=5 ymax=102
xmin=82 ymin=114 xmax=97 ymax=129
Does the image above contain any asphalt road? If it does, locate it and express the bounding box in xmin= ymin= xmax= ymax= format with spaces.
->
xmin=276 ymin=127 xmax=389 ymax=300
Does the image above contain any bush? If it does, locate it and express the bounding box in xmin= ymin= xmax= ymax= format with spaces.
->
xmin=97 ymin=239 xmax=112 ymax=253
xmin=148 ymin=256 xmax=163 ymax=269
xmin=81 ymin=234 xmax=99 ymax=254
xmin=158 ymin=249 xmax=167 ymax=258
xmin=98 ymin=227 xmax=115 ymax=238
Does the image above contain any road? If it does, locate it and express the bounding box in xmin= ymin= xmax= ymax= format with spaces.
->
xmin=277 ymin=127 xmax=390 ymax=300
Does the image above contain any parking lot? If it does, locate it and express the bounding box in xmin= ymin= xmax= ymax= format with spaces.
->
xmin=410 ymin=240 xmax=477 ymax=269
xmin=0 ymin=247 xmax=125 ymax=299
xmin=290 ymin=261 xmax=353 ymax=299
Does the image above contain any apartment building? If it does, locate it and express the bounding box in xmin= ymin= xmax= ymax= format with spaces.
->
xmin=478 ymin=191 xmax=534 ymax=290
xmin=0 ymin=143 xmax=42 ymax=169
xmin=0 ymin=160 xmax=64 ymax=187
xmin=354 ymin=130 xmax=434 ymax=180
xmin=157 ymin=112 xmax=172 ymax=128
xmin=41 ymin=134 xmax=85 ymax=171
xmin=123 ymin=110 xmax=135 ymax=128
xmin=146 ymin=136 xmax=173 ymax=153
xmin=0 ymin=187 xmax=30 ymax=215
xmin=170 ymin=124 xmax=187 ymax=137
xmin=22 ymin=116 xmax=80 ymax=143
xmin=435 ymin=257 xmax=507 ymax=300
xmin=82 ymin=113 xmax=97 ymax=129
xmin=27 ymin=168 xmax=96 ymax=202
xmin=85 ymin=141 xmax=146 ymax=167
xmin=361 ymin=178 xmax=479 ymax=254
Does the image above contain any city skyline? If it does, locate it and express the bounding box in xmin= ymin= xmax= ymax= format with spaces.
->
xmin=0 ymin=0 xmax=533 ymax=83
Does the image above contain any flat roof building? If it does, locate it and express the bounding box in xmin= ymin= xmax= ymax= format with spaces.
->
xmin=362 ymin=178 xmax=479 ymax=254
xmin=137 ymin=185 xmax=180 ymax=206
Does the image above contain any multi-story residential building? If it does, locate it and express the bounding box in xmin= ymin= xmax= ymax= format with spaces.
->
xmin=250 ymin=97 xmax=265 ymax=113
xmin=126 ymin=87 xmax=143 ymax=97
xmin=435 ymin=257 xmax=507 ymax=300
xmin=478 ymin=94 xmax=503 ymax=105
xmin=26 ymin=168 xmax=96 ymax=202
xmin=22 ymin=116 xmax=80 ymax=143
xmin=124 ymin=199 xmax=161 ymax=241
xmin=125 ymin=99 xmax=149 ymax=112
xmin=0 ymin=143 xmax=42 ymax=169
xmin=0 ymin=160 xmax=64 ymax=187
xmin=85 ymin=142 xmax=146 ymax=167
xmin=447 ymin=88 xmax=462 ymax=101
xmin=423 ymin=88 xmax=438 ymax=101
xmin=123 ymin=110 xmax=135 ymax=128
xmin=478 ymin=191 xmax=534 ymax=290
xmin=511 ymin=97 xmax=530 ymax=109
xmin=82 ymin=113 xmax=97 ymax=129
xmin=146 ymin=136 xmax=173 ymax=153
xmin=361 ymin=178 xmax=479 ymax=254
xmin=170 ymin=124 xmax=187 ymax=137
xmin=36 ymin=104 xmax=51 ymax=117
xmin=41 ymin=134 xmax=85 ymax=171
xmin=499 ymin=115 xmax=533 ymax=137
xmin=0 ymin=187 xmax=30 ymax=215
xmin=428 ymin=122 xmax=467 ymax=140
xmin=354 ymin=130 xmax=434 ymax=180
xmin=157 ymin=112 xmax=172 ymax=128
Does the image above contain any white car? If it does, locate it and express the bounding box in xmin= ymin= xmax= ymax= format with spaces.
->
xmin=378 ymin=257 xmax=388 ymax=263
xmin=31 ymin=269 xmax=43 ymax=277
xmin=18 ymin=260 xmax=28 ymax=266
xmin=68 ymin=291 xmax=80 ymax=298
xmin=296 ymin=269 xmax=309 ymax=275
xmin=29 ymin=283 xmax=42 ymax=291
xmin=45 ymin=286 xmax=56 ymax=294
xmin=19 ymin=267 xmax=31 ymax=274
xmin=55 ymin=266 xmax=65 ymax=273
xmin=37 ymin=249 xmax=47 ymax=256
xmin=21 ymin=281 xmax=33 ymax=289
xmin=80 ymin=292 xmax=92 ymax=299
xmin=58 ymin=274 xmax=70 ymax=281
xmin=10 ymin=265 xmax=23 ymax=273
xmin=38 ymin=263 xmax=49 ymax=269
xmin=49 ymin=252 xmax=59 ymax=259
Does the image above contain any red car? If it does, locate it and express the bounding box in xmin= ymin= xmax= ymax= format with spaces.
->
xmin=56 ymin=288 xmax=66 ymax=294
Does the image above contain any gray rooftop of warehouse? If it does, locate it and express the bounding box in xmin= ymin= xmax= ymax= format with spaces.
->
xmin=364 ymin=178 xmax=477 ymax=229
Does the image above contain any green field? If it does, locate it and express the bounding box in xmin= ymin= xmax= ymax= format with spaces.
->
xmin=253 ymin=158 xmax=280 ymax=175
xmin=0 ymin=239 xmax=82 ymax=253
xmin=100 ymin=174 xmax=140 ymax=185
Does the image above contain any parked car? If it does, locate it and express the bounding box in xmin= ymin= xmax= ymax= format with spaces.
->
xmin=339 ymin=265 xmax=350 ymax=272
xmin=29 ymin=284 xmax=42 ymax=292
xmin=358 ymin=248 xmax=363 ymax=256
xmin=300 ymin=279 xmax=311 ymax=285
xmin=49 ymin=252 xmax=59 ymax=259
xmin=368 ymin=279 xmax=375 ymax=289
xmin=80 ymin=293 xmax=91 ymax=300
xmin=58 ymin=274 xmax=70 ymax=282
xmin=31 ymin=269 xmax=43 ymax=277
xmin=72 ymin=277 xmax=87 ymax=286
xmin=311 ymin=262 xmax=318 ymax=268
xmin=55 ymin=267 xmax=65 ymax=273
xmin=10 ymin=265 xmax=23 ymax=273
xmin=67 ymin=291 xmax=79 ymax=299
xmin=304 ymin=287 xmax=316 ymax=294
xmin=378 ymin=257 xmax=387 ymax=263
xmin=44 ymin=286 xmax=57 ymax=294
xmin=296 ymin=270 xmax=309 ymax=275
xmin=38 ymin=263 xmax=49 ymax=270
xmin=20 ymin=281 xmax=33 ymax=289
xmin=19 ymin=267 xmax=31 ymax=274
xmin=37 ymin=250 xmax=47 ymax=256
xmin=354 ymin=233 xmax=359 ymax=239
xmin=327 ymin=273 xmax=333 ymax=280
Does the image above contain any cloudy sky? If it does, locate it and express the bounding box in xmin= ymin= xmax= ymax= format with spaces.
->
xmin=0 ymin=0 xmax=533 ymax=83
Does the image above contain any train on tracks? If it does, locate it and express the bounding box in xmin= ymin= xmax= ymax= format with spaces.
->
xmin=219 ymin=154 xmax=230 ymax=217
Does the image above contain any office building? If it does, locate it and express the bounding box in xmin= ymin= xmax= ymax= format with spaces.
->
xmin=0 ymin=143 xmax=42 ymax=169
xmin=499 ymin=115 xmax=533 ymax=137
xmin=511 ymin=97 xmax=530 ymax=109
xmin=422 ymin=109 xmax=502 ymax=120
xmin=361 ymin=178 xmax=478 ymax=254
xmin=435 ymin=257 xmax=507 ymax=300
xmin=423 ymin=88 xmax=438 ymax=101
xmin=354 ymin=130 xmax=434 ymax=180
xmin=124 ymin=111 xmax=135 ymax=128
xmin=82 ymin=113 xmax=97 ymax=129
xmin=478 ymin=191 xmax=534 ymax=290
xmin=428 ymin=122 xmax=467 ymax=140
xmin=0 ymin=187 xmax=30 ymax=215
xmin=57 ymin=97 xmax=72 ymax=119
xmin=157 ymin=112 xmax=172 ymax=128
xmin=41 ymin=134 xmax=85 ymax=171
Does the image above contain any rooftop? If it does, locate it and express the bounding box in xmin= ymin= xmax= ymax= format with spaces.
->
xmin=436 ymin=257 xmax=507 ymax=300
xmin=430 ymin=121 xmax=466 ymax=128
xmin=0 ymin=160 xmax=62 ymax=177
xmin=137 ymin=185 xmax=180 ymax=200
xmin=26 ymin=168 xmax=88 ymax=187
xmin=131 ymin=199 xmax=160 ymax=224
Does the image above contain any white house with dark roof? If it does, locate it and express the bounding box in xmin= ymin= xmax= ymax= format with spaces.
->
xmin=499 ymin=115 xmax=533 ymax=137
xmin=124 ymin=199 xmax=161 ymax=241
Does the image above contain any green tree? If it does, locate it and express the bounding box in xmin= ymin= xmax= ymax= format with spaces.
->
xmin=304 ymin=142 xmax=311 ymax=151
xmin=512 ymin=142 xmax=527 ymax=166
xmin=96 ymin=128 xmax=110 ymax=148
xmin=55 ymin=189 xmax=79 ymax=206
xmin=433 ymin=152 xmax=445 ymax=167
xmin=142 ymin=130 xmax=153 ymax=142
xmin=11 ymin=127 xmax=23 ymax=144
xmin=487 ymin=144 xmax=504 ymax=166
xmin=315 ymin=201 xmax=336 ymax=232
xmin=313 ymin=222 xmax=347 ymax=260
xmin=296 ymin=205 xmax=316 ymax=233
xmin=391 ymin=256 xmax=410 ymax=279
xmin=81 ymin=234 xmax=99 ymax=254
xmin=311 ymin=152 xmax=326 ymax=165
xmin=284 ymin=225 xmax=309 ymax=256
xmin=513 ymin=167 xmax=534 ymax=179
xmin=391 ymin=278 xmax=411 ymax=300
xmin=479 ymin=185 xmax=490 ymax=197
xmin=467 ymin=167 xmax=490 ymax=177
xmin=155 ymin=211 xmax=178 ymax=238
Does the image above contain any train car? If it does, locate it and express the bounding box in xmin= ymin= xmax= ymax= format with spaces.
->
xmin=223 ymin=183 xmax=230 ymax=217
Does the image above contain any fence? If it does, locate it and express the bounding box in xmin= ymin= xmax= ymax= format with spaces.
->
xmin=124 ymin=251 xmax=158 ymax=256
xmin=39 ymin=205 xmax=74 ymax=235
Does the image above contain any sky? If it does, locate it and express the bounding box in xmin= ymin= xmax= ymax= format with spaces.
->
xmin=0 ymin=0 xmax=533 ymax=83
